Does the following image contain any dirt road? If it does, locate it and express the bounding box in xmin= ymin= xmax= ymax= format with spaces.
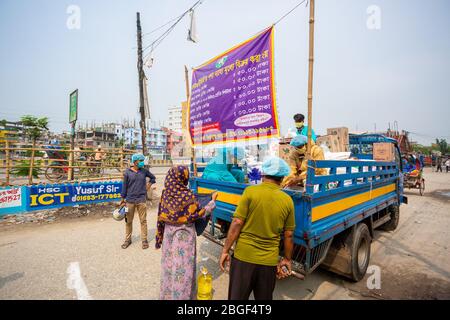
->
xmin=1 ymin=168 xmax=449 ymax=300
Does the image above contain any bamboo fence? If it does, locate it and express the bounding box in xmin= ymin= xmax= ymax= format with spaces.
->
xmin=0 ymin=141 xmax=172 ymax=186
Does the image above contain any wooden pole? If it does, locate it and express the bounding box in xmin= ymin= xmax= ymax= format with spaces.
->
xmin=120 ymin=146 xmax=125 ymax=171
xmin=136 ymin=12 xmax=147 ymax=156
xmin=5 ymin=140 xmax=10 ymax=185
xmin=28 ymin=140 xmax=36 ymax=184
xmin=184 ymin=65 xmax=197 ymax=176
xmin=306 ymin=0 xmax=315 ymax=159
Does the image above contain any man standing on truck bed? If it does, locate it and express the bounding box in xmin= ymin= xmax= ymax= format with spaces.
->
xmin=219 ymin=157 xmax=295 ymax=300
xmin=287 ymin=113 xmax=317 ymax=142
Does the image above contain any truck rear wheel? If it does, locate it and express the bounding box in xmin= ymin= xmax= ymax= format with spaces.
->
xmin=321 ymin=223 xmax=372 ymax=282
xmin=379 ymin=205 xmax=400 ymax=231
xmin=350 ymin=223 xmax=372 ymax=281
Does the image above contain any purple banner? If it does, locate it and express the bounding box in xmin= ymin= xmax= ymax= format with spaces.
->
xmin=189 ymin=27 xmax=279 ymax=146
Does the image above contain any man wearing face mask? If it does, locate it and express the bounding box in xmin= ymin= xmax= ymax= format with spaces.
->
xmin=281 ymin=135 xmax=326 ymax=188
xmin=291 ymin=113 xmax=317 ymax=142
xmin=119 ymin=153 xmax=156 ymax=249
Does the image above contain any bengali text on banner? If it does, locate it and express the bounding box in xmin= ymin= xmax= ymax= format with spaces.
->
xmin=189 ymin=26 xmax=279 ymax=146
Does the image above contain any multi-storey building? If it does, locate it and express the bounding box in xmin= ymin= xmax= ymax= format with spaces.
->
xmin=76 ymin=125 xmax=116 ymax=148
xmin=168 ymin=105 xmax=183 ymax=133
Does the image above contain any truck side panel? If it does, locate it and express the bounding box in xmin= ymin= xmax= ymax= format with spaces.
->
xmin=190 ymin=178 xmax=309 ymax=240
xmin=304 ymin=160 xmax=400 ymax=247
xmin=190 ymin=160 xmax=400 ymax=250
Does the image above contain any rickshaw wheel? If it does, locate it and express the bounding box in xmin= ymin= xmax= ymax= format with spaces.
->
xmin=45 ymin=166 xmax=65 ymax=182
xmin=419 ymin=179 xmax=425 ymax=196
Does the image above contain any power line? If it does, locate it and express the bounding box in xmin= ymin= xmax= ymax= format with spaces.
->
xmin=143 ymin=0 xmax=308 ymax=58
xmin=142 ymin=14 xmax=186 ymax=55
xmin=142 ymin=14 xmax=184 ymax=38
xmin=142 ymin=0 xmax=204 ymax=59
xmin=408 ymin=131 xmax=450 ymax=139
xmin=274 ymin=0 xmax=309 ymax=25
xmin=221 ymin=0 xmax=310 ymax=53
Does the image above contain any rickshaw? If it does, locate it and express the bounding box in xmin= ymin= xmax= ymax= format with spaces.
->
xmin=44 ymin=147 xmax=68 ymax=182
xmin=403 ymin=158 xmax=425 ymax=196
xmin=44 ymin=146 xmax=104 ymax=182
xmin=404 ymin=169 xmax=425 ymax=196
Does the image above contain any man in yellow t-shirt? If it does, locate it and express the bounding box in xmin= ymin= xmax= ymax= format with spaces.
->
xmin=219 ymin=157 xmax=295 ymax=300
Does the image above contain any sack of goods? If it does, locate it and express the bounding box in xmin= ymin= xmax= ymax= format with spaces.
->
xmin=112 ymin=205 xmax=128 ymax=221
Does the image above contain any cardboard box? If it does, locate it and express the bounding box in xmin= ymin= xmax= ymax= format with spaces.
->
xmin=278 ymin=144 xmax=296 ymax=163
xmin=327 ymin=127 xmax=349 ymax=152
xmin=373 ymin=142 xmax=395 ymax=162
xmin=316 ymin=135 xmax=340 ymax=152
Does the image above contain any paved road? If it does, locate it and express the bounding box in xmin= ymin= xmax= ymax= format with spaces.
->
xmin=1 ymin=168 xmax=449 ymax=300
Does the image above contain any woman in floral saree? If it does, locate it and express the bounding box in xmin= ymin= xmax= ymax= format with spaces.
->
xmin=156 ymin=166 xmax=215 ymax=300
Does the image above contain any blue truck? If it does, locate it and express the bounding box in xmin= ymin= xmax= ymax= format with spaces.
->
xmin=190 ymin=134 xmax=408 ymax=281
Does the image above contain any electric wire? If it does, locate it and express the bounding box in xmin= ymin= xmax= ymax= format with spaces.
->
xmin=273 ymin=0 xmax=309 ymax=25
xmin=142 ymin=0 xmax=204 ymax=59
xmin=142 ymin=14 xmax=184 ymax=38
xmin=142 ymin=0 xmax=308 ymax=62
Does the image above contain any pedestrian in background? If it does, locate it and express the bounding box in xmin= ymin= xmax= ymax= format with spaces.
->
xmin=94 ymin=145 xmax=106 ymax=161
xmin=445 ymin=157 xmax=450 ymax=173
xmin=220 ymin=157 xmax=295 ymax=300
xmin=119 ymin=153 xmax=156 ymax=249
xmin=436 ymin=156 xmax=443 ymax=172
xmin=156 ymin=166 xmax=216 ymax=300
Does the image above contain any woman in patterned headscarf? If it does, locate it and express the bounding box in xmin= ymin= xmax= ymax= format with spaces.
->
xmin=156 ymin=166 xmax=215 ymax=300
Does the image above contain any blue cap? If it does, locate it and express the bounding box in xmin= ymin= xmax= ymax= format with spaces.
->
xmin=132 ymin=153 xmax=145 ymax=163
xmin=290 ymin=134 xmax=308 ymax=147
xmin=261 ymin=157 xmax=291 ymax=177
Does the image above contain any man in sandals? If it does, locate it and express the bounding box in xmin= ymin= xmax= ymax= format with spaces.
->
xmin=119 ymin=153 xmax=156 ymax=249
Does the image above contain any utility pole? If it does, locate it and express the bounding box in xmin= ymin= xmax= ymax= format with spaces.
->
xmin=306 ymin=0 xmax=315 ymax=158
xmin=136 ymin=12 xmax=147 ymax=155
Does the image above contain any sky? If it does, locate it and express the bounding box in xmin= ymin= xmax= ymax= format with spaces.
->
xmin=0 ymin=0 xmax=449 ymax=145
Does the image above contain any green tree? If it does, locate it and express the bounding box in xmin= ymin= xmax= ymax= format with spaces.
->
xmin=412 ymin=144 xmax=433 ymax=155
xmin=20 ymin=115 xmax=49 ymax=182
xmin=435 ymin=138 xmax=448 ymax=154
xmin=115 ymin=138 xmax=125 ymax=148
xmin=11 ymin=159 xmax=42 ymax=178
xmin=21 ymin=115 xmax=49 ymax=144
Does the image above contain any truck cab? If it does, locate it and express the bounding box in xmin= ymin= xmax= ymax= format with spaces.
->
xmin=350 ymin=133 xmax=403 ymax=168
xmin=349 ymin=133 xmax=407 ymax=205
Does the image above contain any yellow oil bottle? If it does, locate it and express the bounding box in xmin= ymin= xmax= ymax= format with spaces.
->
xmin=197 ymin=266 xmax=213 ymax=300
